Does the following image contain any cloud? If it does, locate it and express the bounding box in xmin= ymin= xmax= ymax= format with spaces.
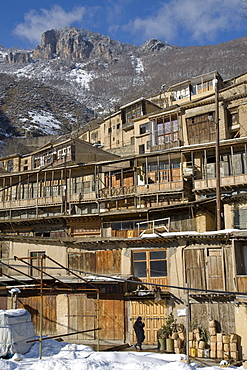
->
xmin=126 ymin=0 xmax=243 ymax=44
xmin=13 ymin=5 xmax=85 ymax=44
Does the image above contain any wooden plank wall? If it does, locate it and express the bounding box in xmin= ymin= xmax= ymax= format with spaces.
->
xmin=18 ymin=295 xmax=57 ymax=335
xmin=67 ymin=295 xmax=125 ymax=341
xmin=190 ymin=301 xmax=235 ymax=334
xmin=68 ymin=249 xmax=122 ymax=275
xmin=96 ymin=250 xmax=121 ymax=274
xmin=184 ymin=248 xmax=207 ymax=290
xmin=0 ymin=296 xmax=7 ymax=310
xmin=184 ymin=244 xmax=234 ymax=292
xmin=68 ymin=294 xmax=96 ymax=340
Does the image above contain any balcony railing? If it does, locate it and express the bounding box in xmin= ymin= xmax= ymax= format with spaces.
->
xmin=99 ymin=185 xmax=135 ymax=198
xmin=0 ymin=196 xmax=64 ymax=210
xmin=194 ymin=173 xmax=247 ymax=191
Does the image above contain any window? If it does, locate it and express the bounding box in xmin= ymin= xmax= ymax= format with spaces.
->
xmin=140 ymin=123 xmax=150 ymax=135
xmin=133 ymin=250 xmax=167 ymax=279
xmin=187 ymin=113 xmax=215 ymax=145
xmin=139 ymin=145 xmax=145 ymax=154
xmin=30 ymin=251 xmax=45 ymax=276
xmin=91 ymin=131 xmax=98 ymax=140
xmin=234 ymin=208 xmax=247 ymax=230
xmin=7 ymin=160 xmax=13 ymax=172
xmin=235 ymin=245 xmax=247 ymax=275
xmin=156 ymin=116 xmax=179 ymax=145
xmin=148 ymin=162 xmax=157 ymax=172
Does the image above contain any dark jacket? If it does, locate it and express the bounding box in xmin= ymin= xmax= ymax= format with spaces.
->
xmin=133 ymin=318 xmax=145 ymax=343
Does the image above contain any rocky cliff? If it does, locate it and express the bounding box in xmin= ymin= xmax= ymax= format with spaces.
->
xmin=31 ymin=28 xmax=173 ymax=62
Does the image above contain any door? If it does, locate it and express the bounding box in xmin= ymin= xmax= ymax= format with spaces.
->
xmin=207 ymin=249 xmax=224 ymax=291
xmin=130 ymin=300 xmax=167 ymax=345
xmin=68 ymin=294 xmax=96 ymax=341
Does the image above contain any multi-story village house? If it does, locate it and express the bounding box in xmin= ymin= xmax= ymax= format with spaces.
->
xmin=0 ymin=71 xmax=247 ymax=359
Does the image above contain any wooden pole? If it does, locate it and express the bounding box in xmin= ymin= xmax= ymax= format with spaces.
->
xmin=39 ymin=256 xmax=43 ymax=359
xmin=186 ymin=283 xmax=190 ymax=364
xmin=215 ymin=78 xmax=221 ymax=230
xmin=97 ymin=291 xmax=100 ymax=351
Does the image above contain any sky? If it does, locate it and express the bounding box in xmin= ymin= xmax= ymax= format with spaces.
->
xmin=0 ymin=0 xmax=246 ymax=50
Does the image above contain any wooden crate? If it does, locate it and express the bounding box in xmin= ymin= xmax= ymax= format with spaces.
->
xmin=217 ymin=342 xmax=223 ymax=351
xmin=217 ymin=350 xmax=223 ymax=359
xmin=230 ymin=351 xmax=239 ymax=361
xmin=210 ymin=342 xmax=217 ymax=352
xmin=198 ymin=349 xmax=204 ymax=358
xmin=210 ymin=350 xmax=217 ymax=359
xmin=223 ymin=343 xmax=230 ymax=352
xmin=210 ymin=336 xmax=217 ymax=343
xmin=230 ymin=343 xmax=237 ymax=352
xmin=223 ymin=335 xmax=230 ymax=344
xmin=217 ymin=333 xmax=223 ymax=342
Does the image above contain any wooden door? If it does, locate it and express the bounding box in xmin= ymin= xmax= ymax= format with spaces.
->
xmin=99 ymin=299 xmax=124 ymax=340
xmin=68 ymin=294 xmax=96 ymax=340
xmin=207 ymin=249 xmax=224 ymax=291
xmin=184 ymin=249 xmax=207 ymax=290
xmin=130 ymin=300 xmax=167 ymax=345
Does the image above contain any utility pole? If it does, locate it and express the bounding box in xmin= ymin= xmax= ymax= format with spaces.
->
xmin=186 ymin=283 xmax=190 ymax=364
xmin=215 ymin=78 xmax=221 ymax=230
xmin=208 ymin=78 xmax=221 ymax=230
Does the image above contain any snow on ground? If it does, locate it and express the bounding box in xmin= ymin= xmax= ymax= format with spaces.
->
xmin=0 ymin=338 xmax=240 ymax=370
xmin=67 ymin=64 xmax=94 ymax=90
xmin=130 ymin=56 xmax=144 ymax=74
xmin=20 ymin=111 xmax=63 ymax=135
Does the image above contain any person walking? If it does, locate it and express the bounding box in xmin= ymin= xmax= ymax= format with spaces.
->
xmin=133 ymin=316 xmax=145 ymax=350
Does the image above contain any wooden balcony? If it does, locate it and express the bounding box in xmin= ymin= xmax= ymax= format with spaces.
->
xmin=99 ymin=185 xmax=135 ymax=198
xmin=194 ymin=174 xmax=247 ymax=191
xmin=69 ymin=192 xmax=96 ymax=202
xmin=0 ymin=196 xmax=64 ymax=210
xmin=137 ymin=181 xmax=183 ymax=193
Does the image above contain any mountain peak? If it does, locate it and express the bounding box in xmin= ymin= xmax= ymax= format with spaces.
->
xmin=140 ymin=38 xmax=175 ymax=52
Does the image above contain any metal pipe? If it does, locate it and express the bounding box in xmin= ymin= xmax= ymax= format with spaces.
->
xmin=27 ymin=328 xmax=101 ymax=343
xmin=45 ymin=255 xmax=98 ymax=290
xmin=15 ymin=257 xmax=73 ymax=290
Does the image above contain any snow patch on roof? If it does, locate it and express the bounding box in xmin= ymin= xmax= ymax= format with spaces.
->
xmin=141 ymin=229 xmax=242 ymax=238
